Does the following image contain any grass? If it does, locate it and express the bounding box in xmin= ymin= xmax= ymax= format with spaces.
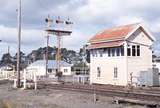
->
xmin=0 ymin=101 xmax=12 ymax=108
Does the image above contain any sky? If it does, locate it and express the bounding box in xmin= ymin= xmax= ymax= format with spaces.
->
xmin=0 ymin=0 xmax=160 ymax=58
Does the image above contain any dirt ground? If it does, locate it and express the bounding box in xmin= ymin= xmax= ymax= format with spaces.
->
xmin=0 ymin=81 xmax=146 ymax=108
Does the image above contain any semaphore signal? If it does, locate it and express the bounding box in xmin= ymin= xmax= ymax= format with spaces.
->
xmin=45 ymin=15 xmax=73 ymax=81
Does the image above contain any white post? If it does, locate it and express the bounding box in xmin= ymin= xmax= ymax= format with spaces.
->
xmin=72 ymin=75 xmax=74 ymax=84
xmin=82 ymin=77 xmax=85 ymax=84
xmin=78 ymin=76 xmax=79 ymax=83
xmin=93 ymin=86 xmax=96 ymax=103
xmin=23 ymin=69 xmax=26 ymax=89
xmin=13 ymin=79 xmax=17 ymax=88
xmin=34 ymin=71 xmax=37 ymax=90
xmin=124 ymin=41 xmax=129 ymax=86
xmin=5 ymin=71 xmax=7 ymax=79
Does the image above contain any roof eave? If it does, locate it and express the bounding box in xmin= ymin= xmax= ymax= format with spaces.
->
xmin=89 ymin=37 xmax=125 ymax=44
xmin=125 ymin=23 xmax=156 ymax=42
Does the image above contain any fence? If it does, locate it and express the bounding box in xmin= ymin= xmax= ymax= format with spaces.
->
xmin=0 ymin=70 xmax=15 ymax=80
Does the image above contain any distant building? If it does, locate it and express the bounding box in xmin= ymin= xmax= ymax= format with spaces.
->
xmin=153 ymin=57 xmax=160 ymax=84
xmin=88 ymin=23 xmax=158 ymax=86
xmin=0 ymin=64 xmax=15 ymax=79
xmin=72 ymin=63 xmax=90 ymax=84
xmin=153 ymin=56 xmax=160 ymax=63
xmin=26 ymin=60 xmax=72 ymax=77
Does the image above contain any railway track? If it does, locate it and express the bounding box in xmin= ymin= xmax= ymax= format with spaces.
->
xmin=38 ymin=82 xmax=160 ymax=103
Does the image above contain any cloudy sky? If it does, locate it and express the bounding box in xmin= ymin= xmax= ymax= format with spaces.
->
xmin=0 ymin=0 xmax=160 ymax=58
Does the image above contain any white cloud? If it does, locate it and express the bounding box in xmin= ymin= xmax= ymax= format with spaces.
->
xmin=0 ymin=0 xmax=160 ymax=57
xmin=113 ymin=16 xmax=144 ymax=26
xmin=0 ymin=25 xmax=46 ymax=57
xmin=0 ymin=25 xmax=44 ymax=45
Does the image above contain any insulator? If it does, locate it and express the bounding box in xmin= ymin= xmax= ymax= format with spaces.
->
xmin=45 ymin=18 xmax=49 ymax=23
xmin=56 ymin=20 xmax=64 ymax=24
xmin=65 ymin=21 xmax=73 ymax=25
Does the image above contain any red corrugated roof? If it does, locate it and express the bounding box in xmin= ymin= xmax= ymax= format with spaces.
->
xmin=89 ymin=23 xmax=139 ymax=43
xmin=87 ymin=41 xmax=123 ymax=49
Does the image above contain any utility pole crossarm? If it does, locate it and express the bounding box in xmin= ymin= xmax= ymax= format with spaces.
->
xmin=45 ymin=29 xmax=72 ymax=36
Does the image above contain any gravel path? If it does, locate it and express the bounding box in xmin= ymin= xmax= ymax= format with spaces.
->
xmin=0 ymin=82 xmax=145 ymax=108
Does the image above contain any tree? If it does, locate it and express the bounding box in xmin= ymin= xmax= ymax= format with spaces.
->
xmin=1 ymin=53 xmax=13 ymax=64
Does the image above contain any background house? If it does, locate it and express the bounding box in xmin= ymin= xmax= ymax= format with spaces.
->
xmin=26 ymin=60 xmax=72 ymax=78
xmin=153 ymin=56 xmax=160 ymax=85
xmin=0 ymin=64 xmax=15 ymax=79
xmin=88 ymin=23 xmax=158 ymax=86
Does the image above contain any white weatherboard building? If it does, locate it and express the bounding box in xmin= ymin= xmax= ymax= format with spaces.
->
xmin=88 ymin=23 xmax=158 ymax=86
xmin=0 ymin=64 xmax=15 ymax=79
xmin=26 ymin=60 xmax=72 ymax=77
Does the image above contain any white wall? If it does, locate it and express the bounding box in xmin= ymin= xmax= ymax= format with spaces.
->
xmin=61 ymin=66 xmax=72 ymax=76
xmin=127 ymin=28 xmax=153 ymax=86
xmin=90 ymin=27 xmax=154 ymax=86
xmin=127 ymin=28 xmax=153 ymax=46
xmin=27 ymin=66 xmax=46 ymax=76
xmin=27 ymin=65 xmax=72 ymax=77
xmin=90 ymin=51 xmax=128 ymax=85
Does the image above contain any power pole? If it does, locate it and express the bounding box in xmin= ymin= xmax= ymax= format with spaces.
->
xmin=45 ymin=15 xmax=52 ymax=77
xmin=8 ymin=46 xmax=10 ymax=54
xmin=45 ymin=35 xmax=49 ymax=77
xmin=17 ymin=0 xmax=22 ymax=88
xmin=56 ymin=32 xmax=61 ymax=81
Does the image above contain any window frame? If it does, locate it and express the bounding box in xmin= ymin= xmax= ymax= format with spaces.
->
xmin=111 ymin=48 xmax=115 ymax=57
xmin=64 ymin=69 xmax=68 ymax=73
xmin=116 ymin=47 xmax=120 ymax=56
xmin=99 ymin=50 xmax=103 ymax=57
xmin=132 ymin=45 xmax=136 ymax=56
xmin=108 ymin=48 xmax=111 ymax=57
xmin=121 ymin=46 xmax=124 ymax=56
xmin=48 ymin=69 xmax=52 ymax=73
xmin=137 ymin=45 xmax=140 ymax=56
xmin=127 ymin=46 xmax=131 ymax=56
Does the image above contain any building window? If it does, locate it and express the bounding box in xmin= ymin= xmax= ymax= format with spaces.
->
xmin=127 ymin=47 xmax=131 ymax=56
xmin=104 ymin=49 xmax=108 ymax=56
xmin=92 ymin=53 xmax=95 ymax=57
xmin=116 ymin=47 xmax=120 ymax=56
xmin=64 ymin=69 xmax=68 ymax=73
xmin=95 ymin=51 xmax=98 ymax=57
xmin=114 ymin=67 xmax=118 ymax=78
xmin=92 ymin=50 xmax=97 ymax=57
xmin=97 ymin=67 xmax=101 ymax=77
xmin=121 ymin=47 xmax=124 ymax=56
xmin=132 ymin=45 xmax=136 ymax=56
xmin=111 ymin=48 xmax=115 ymax=56
xmin=99 ymin=50 xmax=103 ymax=57
xmin=137 ymin=45 xmax=140 ymax=56
xmin=100 ymin=53 xmax=103 ymax=57
xmin=108 ymin=48 xmax=111 ymax=57
xmin=48 ymin=69 xmax=52 ymax=73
